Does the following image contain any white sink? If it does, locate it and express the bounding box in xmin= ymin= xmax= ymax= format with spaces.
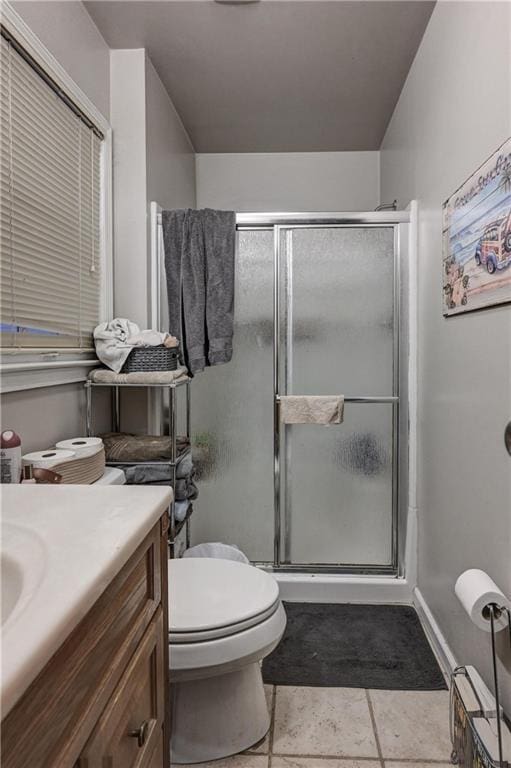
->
xmin=1 ymin=485 xmax=171 ymax=718
xmin=1 ymin=522 xmax=47 ymax=629
xmin=1 ymin=553 xmax=24 ymax=625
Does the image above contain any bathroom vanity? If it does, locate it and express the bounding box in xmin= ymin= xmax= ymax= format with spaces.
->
xmin=1 ymin=485 xmax=172 ymax=768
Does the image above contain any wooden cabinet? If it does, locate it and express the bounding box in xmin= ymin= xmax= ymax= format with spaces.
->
xmin=1 ymin=514 xmax=170 ymax=768
xmin=77 ymin=610 xmax=166 ymax=768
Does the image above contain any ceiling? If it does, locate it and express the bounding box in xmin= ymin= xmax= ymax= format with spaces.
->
xmin=85 ymin=0 xmax=435 ymax=153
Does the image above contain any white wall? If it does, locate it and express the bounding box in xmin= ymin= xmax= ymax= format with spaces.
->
xmin=381 ymin=0 xmax=511 ymax=711
xmin=110 ymin=49 xmax=196 ymax=328
xmin=2 ymin=1 xmax=111 ymax=452
xmin=145 ymin=56 xmax=195 ymax=216
xmin=1 ymin=385 xmax=110 ymax=454
xmin=11 ymin=0 xmax=110 ymax=119
xmin=110 ymin=49 xmax=148 ymax=327
xmin=145 ymin=54 xmax=195 ymax=329
xmin=109 ymin=49 xmax=196 ymax=432
xmin=196 ymin=152 xmax=380 ymax=211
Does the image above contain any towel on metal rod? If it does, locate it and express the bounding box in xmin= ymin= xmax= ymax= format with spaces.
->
xmin=279 ymin=395 xmax=345 ymax=425
xmin=162 ymin=208 xmax=236 ymax=375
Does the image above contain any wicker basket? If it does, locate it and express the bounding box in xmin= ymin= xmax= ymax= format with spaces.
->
xmin=121 ymin=345 xmax=179 ymax=373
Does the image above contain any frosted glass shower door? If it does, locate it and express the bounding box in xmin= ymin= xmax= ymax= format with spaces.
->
xmin=280 ymin=227 xmax=397 ymax=567
xmin=190 ymin=231 xmax=274 ymax=562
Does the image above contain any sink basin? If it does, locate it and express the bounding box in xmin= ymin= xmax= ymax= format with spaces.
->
xmin=1 ymin=553 xmax=24 ymax=625
xmin=1 ymin=522 xmax=46 ymax=629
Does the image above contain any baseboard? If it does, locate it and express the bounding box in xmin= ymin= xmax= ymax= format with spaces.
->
xmin=413 ymin=586 xmax=458 ymax=683
xmin=274 ymin=573 xmax=413 ymax=604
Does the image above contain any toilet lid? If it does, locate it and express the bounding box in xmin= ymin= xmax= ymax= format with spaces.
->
xmin=168 ymin=558 xmax=280 ymax=637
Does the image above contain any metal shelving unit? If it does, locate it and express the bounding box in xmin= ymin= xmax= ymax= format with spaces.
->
xmin=85 ymin=377 xmax=192 ymax=555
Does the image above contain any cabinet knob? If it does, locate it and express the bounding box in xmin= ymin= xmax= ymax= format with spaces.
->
xmin=129 ymin=720 xmax=149 ymax=748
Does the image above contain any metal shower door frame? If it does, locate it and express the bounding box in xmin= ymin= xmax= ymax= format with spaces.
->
xmin=156 ymin=208 xmax=409 ymax=574
xmin=260 ymin=217 xmax=405 ymax=575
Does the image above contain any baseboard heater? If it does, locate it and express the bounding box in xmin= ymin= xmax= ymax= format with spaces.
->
xmin=451 ymin=666 xmax=511 ymax=767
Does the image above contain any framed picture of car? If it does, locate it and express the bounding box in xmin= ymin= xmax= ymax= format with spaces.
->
xmin=442 ymin=137 xmax=511 ymax=316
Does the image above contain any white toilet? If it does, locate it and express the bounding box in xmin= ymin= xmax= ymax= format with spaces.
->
xmin=168 ymin=557 xmax=287 ymax=764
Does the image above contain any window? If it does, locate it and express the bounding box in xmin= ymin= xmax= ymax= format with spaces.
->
xmin=1 ymin=31 xmax=104 ymax=351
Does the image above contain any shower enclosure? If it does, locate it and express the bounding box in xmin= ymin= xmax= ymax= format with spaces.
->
xmin=155 ymin=210 xmax=410 ymax=576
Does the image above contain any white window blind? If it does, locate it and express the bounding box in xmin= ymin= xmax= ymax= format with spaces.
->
xmin=0 ymin=33 xmax=102 ymax=350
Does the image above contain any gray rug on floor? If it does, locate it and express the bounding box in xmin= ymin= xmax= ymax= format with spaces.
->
xmin=262 ymin=602 xmax=447 ymax=690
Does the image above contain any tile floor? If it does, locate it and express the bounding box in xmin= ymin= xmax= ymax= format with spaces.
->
xmin=193 ymin=686 xmax=453 ymax=768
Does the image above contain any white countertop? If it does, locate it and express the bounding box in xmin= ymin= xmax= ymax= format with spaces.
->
xmin=1 ymin=484 xmax=172 ymax=718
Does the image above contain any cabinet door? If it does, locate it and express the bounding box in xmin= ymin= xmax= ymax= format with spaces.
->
xmin=148 ymin=738 xmax=164 ymax=768
xmin=2 ymin=525 xmax=163 ymax=768
xmin=77 ymin=610 xmax=166 ymax=768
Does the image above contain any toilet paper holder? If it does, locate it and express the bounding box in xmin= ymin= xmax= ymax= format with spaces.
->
xmin=482 ymin=602 xmax=510 ymax=625
xmin=486 ymin=602 xmax=511 ymax=767
xmin=450 ymin=662 xmax=511 ymax=767
xmin=454 ymin=592 xmax=511 ymax=767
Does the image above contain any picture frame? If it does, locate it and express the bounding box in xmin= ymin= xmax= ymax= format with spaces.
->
xmin=442 ymin=137 xmax=511 ymax=316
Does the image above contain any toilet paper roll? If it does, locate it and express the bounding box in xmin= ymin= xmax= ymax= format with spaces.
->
xmin=55 ymin=437 xmax=103 ymax=458
xmin=455 ymin=569 xmax=510 ymax=632
xmin=22 ymin=449 xmax=76 ymax=469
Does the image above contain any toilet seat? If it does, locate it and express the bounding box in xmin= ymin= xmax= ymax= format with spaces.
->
xmin=170 ymin=600 xmax=280 ymax=643
xmin=170 ymin=600 xmax=286 ymax=676
xmin=168 ymin=558 xmax=280 ymax=643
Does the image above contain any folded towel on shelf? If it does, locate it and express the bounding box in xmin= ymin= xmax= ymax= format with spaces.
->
xmin=93 ymin=319 xmax=178 ymax=373
xmin=174 ymin=500 xmax=190 ymax=523
xmin=175 ymin=474 xmax=198 ymax=501
xmin=89 ymin=366 xmax=188 ymax=385
xmin=145 ymin=473 xmax=198 ymax=501
xmin=101 ymin=432 xmax=190 ymax=463
xmin=121 ymin=464 xmax=198 ymax=502
xmin=279 ymin=395 xmax=344 ymax=425
xmin=175 ymin=450 xmax=193 ymax=479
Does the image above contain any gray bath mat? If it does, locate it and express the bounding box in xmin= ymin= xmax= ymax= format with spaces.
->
xmin=262 ymin=602 xmax=447 ymax=690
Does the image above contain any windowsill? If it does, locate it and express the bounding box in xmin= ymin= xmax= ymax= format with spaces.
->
xmin=0 ymin=350 xmax=100 ymax=393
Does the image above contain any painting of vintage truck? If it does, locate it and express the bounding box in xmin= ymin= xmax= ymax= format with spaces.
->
xmin=442 ymin=137 xmax=511 ymax=315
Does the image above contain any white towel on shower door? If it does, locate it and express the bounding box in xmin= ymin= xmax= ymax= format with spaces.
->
xmin=279 ymin=395 xmax=344 ymax=425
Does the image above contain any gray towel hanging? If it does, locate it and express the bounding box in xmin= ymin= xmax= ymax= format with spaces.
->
xmin=162 ymin=208 xmax=236 ymax=375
